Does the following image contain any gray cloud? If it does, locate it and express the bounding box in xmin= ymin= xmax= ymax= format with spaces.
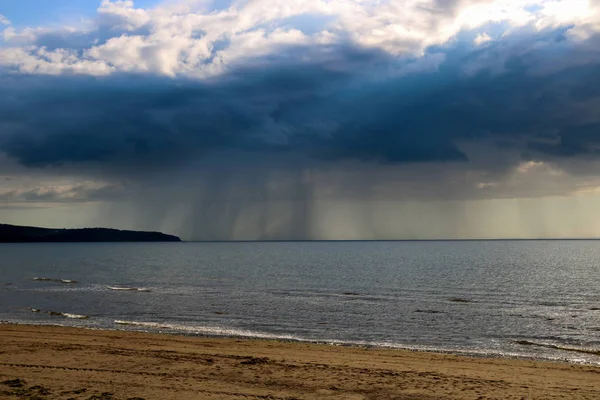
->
xmin=2 ymin=1 xmax=600 ymax=239
xmin=2 ymin=26 xmax=600 ymax=172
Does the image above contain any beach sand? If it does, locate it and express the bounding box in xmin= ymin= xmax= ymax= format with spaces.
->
xmin=0 ymin=324 xmax=599 ymax=399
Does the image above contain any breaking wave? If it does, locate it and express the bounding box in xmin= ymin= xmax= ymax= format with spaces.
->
xmin=108 ymin=286 xmax=151 ymax=292
xmin=45 ymin=310 xmax=89 ymax=319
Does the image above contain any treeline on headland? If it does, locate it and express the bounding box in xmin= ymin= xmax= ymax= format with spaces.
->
xmin=0 ymin=223 xmax=181 ymax=242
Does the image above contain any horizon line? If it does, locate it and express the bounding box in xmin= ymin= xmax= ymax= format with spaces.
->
xmin=182 ymin=238 xmax=600 ymax=242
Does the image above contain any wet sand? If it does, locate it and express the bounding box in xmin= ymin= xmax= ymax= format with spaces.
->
xmin=0 ymin=324 xmax=599 ymax=399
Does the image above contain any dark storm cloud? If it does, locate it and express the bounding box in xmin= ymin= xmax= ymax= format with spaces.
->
xmin=528 ymin=123 xmax=600 ymax=157
xmin=1 ymin=25 xmax=600 ymax=172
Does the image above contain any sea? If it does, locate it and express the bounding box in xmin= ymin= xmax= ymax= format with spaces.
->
xmin=1 ymin=240 xmax=600 ymax=364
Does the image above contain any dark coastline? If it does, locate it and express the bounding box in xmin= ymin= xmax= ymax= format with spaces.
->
xmin=0 ymin=223 xmax=181 ymax=242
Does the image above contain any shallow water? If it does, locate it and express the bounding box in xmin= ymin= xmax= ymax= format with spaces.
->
xmin=1 ymin=241 xmax=599 ymax=364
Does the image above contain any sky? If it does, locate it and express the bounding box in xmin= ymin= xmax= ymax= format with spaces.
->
xmin=1 ymin=0 xmax=600 ymax=240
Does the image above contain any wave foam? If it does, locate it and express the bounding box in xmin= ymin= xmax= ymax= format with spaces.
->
xmin=110 ymin=320 xmax=595 ymax=363
xmin=45 ymin=310 xmax=89 ymax=319
xmin=108 ymin=286 xmax=151 ymax=292
xmin=113 ymin=320 xmax=302 ymax=340
xmin=62 ymin=313 xmax=89 ymax=319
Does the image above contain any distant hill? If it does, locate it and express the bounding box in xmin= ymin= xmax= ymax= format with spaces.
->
xmin=0 ymin=223 xmax=181 ymax=242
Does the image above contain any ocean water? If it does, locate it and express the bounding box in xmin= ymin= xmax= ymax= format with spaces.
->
xmin=1 ymin=241 xmax=600 ymax=364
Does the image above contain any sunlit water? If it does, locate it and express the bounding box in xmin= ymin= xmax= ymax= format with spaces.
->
xmin=1 ymin=241 xmax=600 ymax=364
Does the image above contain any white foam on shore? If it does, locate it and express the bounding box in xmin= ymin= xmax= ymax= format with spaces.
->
xmin=1 ymin=319 xmax=597 ymax=365
xmin=109 ymin=319 xmax=599 ymax=365
xmin=113 ymin=320 xmax=302 ymax=340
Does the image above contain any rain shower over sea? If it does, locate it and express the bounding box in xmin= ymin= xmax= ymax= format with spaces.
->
xmin=1 ymin=240 xmax=600 ymax=364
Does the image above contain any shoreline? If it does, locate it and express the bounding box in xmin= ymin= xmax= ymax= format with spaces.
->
xmin=1 ymin=323 xmax=600 ymax=399
xmin=3 ymin=320 xmax=599 ymax=367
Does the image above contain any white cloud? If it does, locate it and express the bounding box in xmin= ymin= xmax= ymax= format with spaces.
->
xmin=534 ymin=0 xmax=593 ymax=30
xmin=0 ymin=0 xmax=599 ymax=78
xmin=0 ymin=14 xmax=10 ymax=26
xmin=0 ymin=46 xmax=113 ymax=75
xmin=97 ymin=0 xmax=151 ymax=30
xmin=474 ymin=32 xmax=492 ymax=45
xmin=2 ymin=27 xmax=38 ymax=45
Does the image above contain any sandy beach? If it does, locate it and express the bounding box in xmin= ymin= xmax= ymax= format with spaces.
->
xmin=0 ymin=324 xmax=599 ymax=400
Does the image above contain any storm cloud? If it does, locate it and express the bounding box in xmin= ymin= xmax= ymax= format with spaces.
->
xmin=2 ymin=0 xmax=600 ymax=239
